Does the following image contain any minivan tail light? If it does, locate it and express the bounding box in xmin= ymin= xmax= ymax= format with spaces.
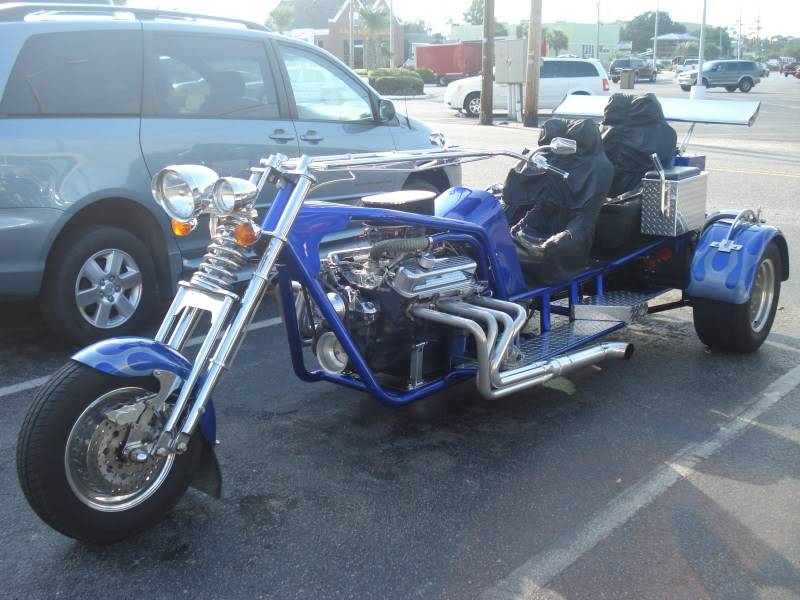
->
xmin=603 ymin=78 xmax=609 ymax=91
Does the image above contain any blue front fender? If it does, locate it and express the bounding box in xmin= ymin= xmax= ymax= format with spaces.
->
xmin=72 ymin=337 xmax=216 ymax=444
xmin=688 ymin=221 xmax=789 ymax=304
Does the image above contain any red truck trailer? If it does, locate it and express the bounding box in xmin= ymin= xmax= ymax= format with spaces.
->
xmin=415 ymin=41 xmax=483 ymax=85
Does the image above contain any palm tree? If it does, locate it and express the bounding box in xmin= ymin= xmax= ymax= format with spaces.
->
xmin=547 ymin=29 xmax=569 ymax=57
xmin=358 ymin=4 xmax=389 ymax=69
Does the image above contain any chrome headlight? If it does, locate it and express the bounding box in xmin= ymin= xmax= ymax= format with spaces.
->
xmin=211 ymin=177 xmax=258 ymax=214
xmin=152 ymin=165 xmax=219 ymax=222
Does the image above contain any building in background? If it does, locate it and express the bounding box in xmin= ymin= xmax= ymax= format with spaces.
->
xmin=651 ymin=32 xmax=700 ymax=60
xmin=542 ymin=21 xmax=623 ymax=63
xmin=276 ymin=0 xmax=404 ymax=68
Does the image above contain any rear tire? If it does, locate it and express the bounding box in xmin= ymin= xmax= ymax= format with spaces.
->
xmin=17 ymin=362 xmax=201 ymax=543
xmin=40 ymin=225 xmax=158 ymax=346
xmin=649 ymin=72 xmax=656 ymax=82
xmin=464 ymin=92 xmax=481 ymax=117
xmin=403 ymin=177 xmax=443 ymax=195
xmin=681 ymin=85 xmax=691 ymax=92
xmin=692 ymin=243 xmax=781 ymax=353
xmin=739 ymin=78 xmax=753 ymax=92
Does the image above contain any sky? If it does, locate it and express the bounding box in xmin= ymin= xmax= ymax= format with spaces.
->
xmin=136 ymin=0 xmax=800 ymax=39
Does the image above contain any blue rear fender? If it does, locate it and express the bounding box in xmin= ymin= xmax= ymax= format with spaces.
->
xmin=688 ymin=221 xmax=789 ymax=304
xmin=72 ymin=337 xmax=217 ymax=444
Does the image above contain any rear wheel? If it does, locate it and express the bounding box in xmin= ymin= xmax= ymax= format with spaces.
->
xmin=438 ymin=76 xmax=448 ymax=86
xmin=681 ymin=85 xmax=691 ymax=92
xmin=692 ymin=242 xmax=781 ymax=353
xmin=725 ymin=86 xmax=737 ymax=92
xmin=17 ymin=362 xmax=200 ymax=543
xmin=464 ymin=92 xmax=481 ymax=117
xmin=702 ymin=78 xmax=710 ymax=88
xmin=649 ymin=71 xmax=656 ymax=82
xmin=403 ymin=177 xmax=442 ymax=195
xmin=739 ymin=78 xmax=753 ymax=92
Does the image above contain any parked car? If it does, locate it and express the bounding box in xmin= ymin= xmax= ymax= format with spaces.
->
xmin=782 ymin=63 xmax=799 ymax=77
xmin=443 ymin=58 xmax=609 ymax=117
xmin=676 ymin=59 xmax=761 ymax=92
xmin=758 ymin=62 xmax=770 ymax=78
xmin=0 ymin=4 xmax=460 ymax=344
xmin=608 ymin=58 xmax=657 ymax=83
xmin=675 ymin=58 xmax=699 ymax=73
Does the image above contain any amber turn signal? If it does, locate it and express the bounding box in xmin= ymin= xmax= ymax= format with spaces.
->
xmin=235 ymin=221 xmax=261 ymax=246
xmin=171 ymin=219 xmax=196 ymax=237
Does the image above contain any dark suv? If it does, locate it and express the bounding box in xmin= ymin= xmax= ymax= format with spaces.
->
xmin=608 ymin=58 xmax=657 ymax=83
xmin=0 ymin=4 xmax=458 ymax=344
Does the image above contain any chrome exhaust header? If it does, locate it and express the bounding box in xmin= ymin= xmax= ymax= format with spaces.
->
xmin=412 ymin=298 xmax=632 ymax=400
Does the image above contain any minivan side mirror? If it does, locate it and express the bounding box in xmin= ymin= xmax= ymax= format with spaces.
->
xmin=378 ymin=99 xmax=396 ymax=122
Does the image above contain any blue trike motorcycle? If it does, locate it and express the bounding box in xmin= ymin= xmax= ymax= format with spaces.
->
xmin=18 ymin=94 xmax=788 ymax=542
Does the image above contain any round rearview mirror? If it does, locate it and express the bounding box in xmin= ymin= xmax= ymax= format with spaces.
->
xmin=378 ymin=99 xmax=396 ymax=122
xmin=550 ymin=137 xmax=577 ymax=155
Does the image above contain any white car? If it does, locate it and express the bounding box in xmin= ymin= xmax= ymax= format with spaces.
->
xmin=675 ymin=58 xmax=699 ymax=74
xmin=443 ymin=58 xmax=609 ymax=117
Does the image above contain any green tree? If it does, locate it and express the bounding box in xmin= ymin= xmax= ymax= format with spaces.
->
xmin=359 ymin=4 xmax=389 ymax=69
xmin=463 ymin=0 xmax=484 ymax=25
xmin=547 ymin=29 xmax=569 ymax=56
xmin=620 ymin=11 xmax=685 ymax=53
xmin=462 ymin=0 xmax=507 ymax=37
xmin=404 ymin=19 xmax=431 ymax=36
xmin=267 ymin=4 xmax=295 ymax=33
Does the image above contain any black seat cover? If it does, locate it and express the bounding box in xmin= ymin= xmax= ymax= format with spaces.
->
xmin=602 ymin=93 xmax=677 ymax=197
xmin=507 ymin=118 xmax=614 ymax=284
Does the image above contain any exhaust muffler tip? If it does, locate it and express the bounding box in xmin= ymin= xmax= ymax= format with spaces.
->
xmin=624 ymin=343 xmax=635 ymax=360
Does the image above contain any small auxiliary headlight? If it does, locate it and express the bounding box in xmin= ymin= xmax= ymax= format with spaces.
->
xmin=211 ymin=177 xmax=258 ymax=214
xmin=152 ymin=165 xmax=219 ymax=222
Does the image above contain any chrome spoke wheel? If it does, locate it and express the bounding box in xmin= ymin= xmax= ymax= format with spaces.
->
xmin=750 ymin=258 xmax=775 ymax=333
xmin=65 ymin=387 xmax=174 ymax=512
xmin=468 ymin=96 xmax=481 ymax=115
xmin=75 ymin=249 xmax=143 ymax=329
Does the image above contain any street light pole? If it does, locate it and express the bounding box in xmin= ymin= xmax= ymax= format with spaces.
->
xmin=691 ymin=0 xmax=707 ymax=99
xmin=596 ymin=1 xmax=600 ymax=60
xmin=652 ymin=0 xmax=659 ymax=71
xmin=478 ymin=0 xmax=495 ymax=126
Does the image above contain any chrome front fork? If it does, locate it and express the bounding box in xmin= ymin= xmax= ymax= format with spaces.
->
xmin=151 ymin=157 xmax=314 ymax=456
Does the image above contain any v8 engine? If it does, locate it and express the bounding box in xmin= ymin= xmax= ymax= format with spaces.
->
xmin=293 ymin=226 xmax=483 ymax=386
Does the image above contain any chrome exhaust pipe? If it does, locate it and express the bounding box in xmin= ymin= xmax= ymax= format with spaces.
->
xmin=413 ymin=302 xmax=633 ymax=400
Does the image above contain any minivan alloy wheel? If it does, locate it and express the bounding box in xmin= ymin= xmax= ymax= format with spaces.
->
xmin=75 ymin=248 xmax=143 ymax=329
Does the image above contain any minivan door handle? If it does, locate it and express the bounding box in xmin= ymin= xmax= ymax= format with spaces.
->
xmin=300 ymin=130 xmax=324 ymax=144
xmin=269 ymin=129 xmax=295 ymax=143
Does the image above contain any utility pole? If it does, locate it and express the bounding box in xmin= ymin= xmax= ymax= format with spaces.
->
xmin=523 ymin=0 xmax=542 ymax=127
xmin=349 ymin=0 xmax=354 ymax=68
xmin=478 ymin=0 xmax=495 ymax=126
xmin=737 ymin=5 xmax=742 ymax=59
xmin=389 ymin=0 xmax=395 ymax=67
xmin=596 ymin=1 xmax=600 ymax=60
xmin=652 ymin=0 xmax=658 ymax=71
xmin=691 ymin=0 xmax=707 ymax=99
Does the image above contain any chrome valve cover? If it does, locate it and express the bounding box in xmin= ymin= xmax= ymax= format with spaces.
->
xmin=389 ymin=254 xmax=481 ymax=299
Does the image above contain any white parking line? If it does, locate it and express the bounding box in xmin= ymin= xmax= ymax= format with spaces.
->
xmin=0 ymin=317 xmax=283 ymax=401
xmin=481 ymin=362 xmax=800 ymax=600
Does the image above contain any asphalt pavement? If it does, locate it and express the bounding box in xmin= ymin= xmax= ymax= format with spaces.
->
xmin=1 ymin=73 xmax=799 ymax=600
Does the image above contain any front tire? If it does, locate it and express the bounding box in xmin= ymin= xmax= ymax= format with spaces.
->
xmin=17 ymin=362 xmax=200 ymax=543
xmin=464 ymin=92 xmax=481 ymax=117
xmin=692 ymin=242 xmax=781 ymax=353
xmin=681 ymin=85 xmax=691 ymax=92
xmin=40 ymin=224 xmax=158 ymax=346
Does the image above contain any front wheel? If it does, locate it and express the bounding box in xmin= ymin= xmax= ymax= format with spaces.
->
xmin=692 ymin=242 xmax=782 ymax=353
xmin=680 ymin=85 xmax=691 ymax=92
xmin=464 ymin=92 xmax=481 ymax=117
xmin=17 ymin=362 xmax=200 ymax=543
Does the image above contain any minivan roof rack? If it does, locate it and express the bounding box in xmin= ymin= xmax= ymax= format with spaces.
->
xmin=0 ymin=3 xmax=270 ymax=32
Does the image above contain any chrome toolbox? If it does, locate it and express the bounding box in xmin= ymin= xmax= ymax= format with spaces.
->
xmin=641 ymin=163 xmax=708 ymax=237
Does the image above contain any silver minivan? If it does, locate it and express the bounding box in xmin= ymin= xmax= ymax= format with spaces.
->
xmin=0 ymin=4 xmax=459 ymax=344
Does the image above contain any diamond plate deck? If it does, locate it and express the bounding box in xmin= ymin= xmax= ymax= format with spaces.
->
xmin=572 ymin=289 xmax=668 ymax=323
